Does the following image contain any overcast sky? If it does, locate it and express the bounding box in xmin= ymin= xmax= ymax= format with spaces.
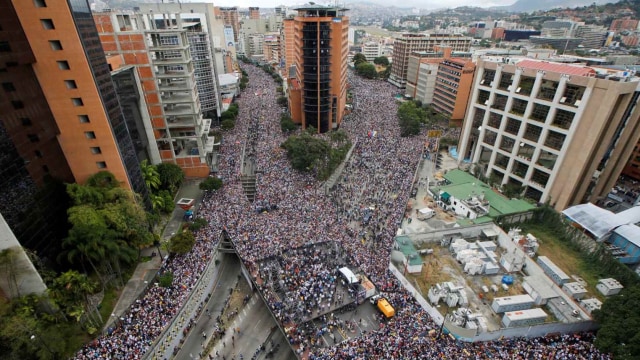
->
xmin=190 ymin=0 xmax=517 ymax=10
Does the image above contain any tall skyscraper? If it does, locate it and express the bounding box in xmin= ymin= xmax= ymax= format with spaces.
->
xmin=249 ymin=7 xmax=260 ymax=20
xmin=218 ymin=7 xmax=240 ymax=43
xmin=457 ymin=58 xmax=640 ymax=210
xmin=0 ymin=0 xmax=148 ymax=256
xmin=287 ymin=5 xmax=349 ymax=133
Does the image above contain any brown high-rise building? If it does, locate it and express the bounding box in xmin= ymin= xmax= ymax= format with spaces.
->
xmin=287 ymin=5 xmax=349 ymax=133
xmin=0 ymin=0 xmax=148 ymax=255
xmin=281 ymin=18 xmax=296 ymax=75
xmin=6 ymin=0 xmax=146 ymax=194
xmin=249 ymin=7 xmax=260 ymax=20
xmin=218 ymin=7 xmax=240 ymax=43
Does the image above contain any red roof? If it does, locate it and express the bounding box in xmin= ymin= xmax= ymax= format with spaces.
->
xmin=516 ymin=60 xmax=596 ymax=77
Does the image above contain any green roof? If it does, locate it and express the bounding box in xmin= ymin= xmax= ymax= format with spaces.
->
xmin=395 ymin=236 xmax=422 ymax=266
xmin=432 ymin=169 xmax=534 ymax=223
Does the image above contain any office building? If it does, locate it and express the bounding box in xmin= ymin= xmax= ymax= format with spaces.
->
xmin=281 ymin=18 xmax=296 ymax=74
xmin=457 ymin=58 xmax=640 ymax=210
xmin=622 ymin=142 xmax=640 ymax=180
xmin=574 ymin=24 xmax=606 ymax=49
xmin=263 ymin=33 xmax=280 ymax=64
xmin=287 ymin=5 xmax=349 ymax=133
xmin=0 ymin=0 xmax=149 ymax=256
xmin=610 ymin=18 xmax=639 ymax=32
xmin=9 ymin=0 xmax=146 ymax=195
xmin=362 ymin=41 xmax=382 ymax=61
xmin=218 ymin=7 xmax=240 ymax=43
xmin=405 ymin=47 xmax=474 ymax=124
xmin=249 ymin=7 xmax=260 ymax=20
xmin=389 ymin=33 xmax=472 ymax=88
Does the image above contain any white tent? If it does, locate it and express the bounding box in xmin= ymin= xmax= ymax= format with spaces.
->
xmin=339 ymin=267 xmax=358 ymax=284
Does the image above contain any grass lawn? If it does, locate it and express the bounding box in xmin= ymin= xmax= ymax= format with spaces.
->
xmin=520 ymin=223 xmax=604 ymax=301
xmin=99 ymin=286 xmax=120 ymax=324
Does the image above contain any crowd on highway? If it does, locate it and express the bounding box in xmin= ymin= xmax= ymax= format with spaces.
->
xmin=74 ymin=61 xmax=611 ymax=359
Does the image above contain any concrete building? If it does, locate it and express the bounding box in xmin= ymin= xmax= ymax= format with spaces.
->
xmin=529 ymin=36 xmax=583 ymax=53
xmin=623 ymin=141 xmax=640 ymax=180
xmin=596 ymin=278 xmax=624 ymax=296
xmin=580 ymin=298 xmax=602 ymax=315
xmin=491 ymin=294 xmax=535 ymax=313
xmin=432 ymin=57 xmax=475 ymax=125
xmin=8 ymin=0 xmax=147 ymax=198
xmin=574 ymin=24 xmax=607 ymax=49
xmin=389 ymin=33 xmax=472 ymax=88
xmin=562 ymin=282 xmax=588 ymax=300
xmin=362 ymin=41 xmax=382 ymax=61
xmin=249 ymin=7 xmax=260 ymax=20
xmin=457 ymin=58 xmax=640 ymax=210
xmin=262 ymin=32 xmax=280 ymax=64
xmin=502 ymin=308 xmax=547 ymax=328
xmin=537 ymin=256 xmax=570 ymax=286
xmin=218 ymin=7 xmax=240 ymax=43
xmin=218 ymin=73 xmax=239 ymax=97
xmin=287 ymin=5 xmax=349 ymax=133
xmin=281 ymin=18 xmax=295 ymax=75
xmin=609 ymin=18 xmax=639 ymax=32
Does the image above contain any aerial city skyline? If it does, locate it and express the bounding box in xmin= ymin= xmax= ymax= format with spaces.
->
xmin=0 ymin=0 xmax=638 ymax=359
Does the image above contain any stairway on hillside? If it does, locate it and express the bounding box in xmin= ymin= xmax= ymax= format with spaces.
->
xmin=241 ymin=174 xmax=257 ymax=202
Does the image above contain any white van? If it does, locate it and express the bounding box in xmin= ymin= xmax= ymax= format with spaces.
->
xmin=417 ymin=208 xmax=435 ymax=220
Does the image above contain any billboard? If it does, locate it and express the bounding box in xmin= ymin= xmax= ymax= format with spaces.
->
xmin=224 ymin=26 xmax=235 ymax=49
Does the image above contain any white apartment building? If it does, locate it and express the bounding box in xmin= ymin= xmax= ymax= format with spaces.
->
xmin=362 ymin=41 xmax=382 ymax=61
xmin=457 ymin=58 xmax=640 ymax=210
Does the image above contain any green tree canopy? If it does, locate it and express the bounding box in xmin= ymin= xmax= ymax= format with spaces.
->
xmin=221 ymin=119 xmax=236 ymax=130
xmin=594 ymin=285 xmax=640 ymax=359
xmin=280 ymin=114 xmax=297 ymax=133
xmin=277 ymin=96 xmax=288 ymax=107
xmin=281 ymin=131 xmax=330 ymax=172
xmin=156 ymin=163 xmax=185 ymax=194
xmin=140 ymin=160 xmax=160 ymax=191
xmin=199 ymin=177 xmax=223 ymax=191
xmin=373 ymin=56 xmax=389 ymax=66
xmin=397 ymin=101 xmax=428 ymax=137
xmin=352 ymin=53 xmax=367 ymax=66
xmin=356 ymin=62 xmax=378 ymax=79
xmin=168 ymin=230 xmax=196 ymax=255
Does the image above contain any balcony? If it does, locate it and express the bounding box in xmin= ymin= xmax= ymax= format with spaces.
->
xmin=491 ymin=94 xmax=508 ymax=111
xmin=167 ymin=115 xmax=198 ymax=128
xmin=161 ymin=92 xmax=196 ymax=104
xmin=504 ymin=118 xmax=521 ymax=136
xmin=498 ymin=73 xmax=514 ymax=91
xmin=158 ymin=78 xmax=194 ymax=92
xmin=544 ymin=131 xmax=566 ymax=151
xmin=164 ymin=103 xmax=198 ymax=116
xmin=517 ymin=143 xmax=535 ymax=162
xmin=472 ymin=108 xmax=486 ymax=129
xmin=560 ymin=84 xmax=585 ymax=107
xmin=516 ymin=76 xmax=535 ymax=96
xmin=509 ymin=98 xmax=527 ymax=117
xmin=536 ymin=79 xmax=558 ymax=102
xmin=529 ymin=103 xmax=550 ymax=123
xmin=523 ymin=124 xmax=542 ymax=142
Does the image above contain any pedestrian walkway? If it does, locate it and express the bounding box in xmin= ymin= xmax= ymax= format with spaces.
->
xmin=103 ymin=180 xmax=204 ymax=331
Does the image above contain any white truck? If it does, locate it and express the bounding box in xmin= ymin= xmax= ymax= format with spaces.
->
xmin=417 ymin=207 xmax=435 ymax=220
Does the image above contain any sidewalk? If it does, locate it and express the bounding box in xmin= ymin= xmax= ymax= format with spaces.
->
xmin=103 ymin=179 xmax=204 ymax=331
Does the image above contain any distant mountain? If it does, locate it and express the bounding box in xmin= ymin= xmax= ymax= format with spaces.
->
xmin=500 ymin=0 xmax=617 ymax=12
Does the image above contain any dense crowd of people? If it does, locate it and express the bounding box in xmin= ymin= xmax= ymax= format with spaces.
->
xmin=74 ymin=62 xmax=611 ymax=359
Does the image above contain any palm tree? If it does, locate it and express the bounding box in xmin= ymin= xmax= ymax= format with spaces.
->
xmin=140 ymin=160 xmax=161 ymax=191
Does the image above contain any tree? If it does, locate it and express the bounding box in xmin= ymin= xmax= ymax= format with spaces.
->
xmin=356 ymin=62 xmax=378 ymax=79
xmin=221 ymin=119 xmax=236 ymax=130
xmin=156 ymin=163 xmax=185 ymax=194
xmin=352 ymin=53 xmax=367 ymax=66
xmin=373 ymin=56 xmax=389 ymax=66
xmin=281 ymin=132 xmax=330 ymax=172
xmin=168 ymin=230 xmax=196 ymax=255
xmin=199 ymin=177 xmax=223 ymax=191
xmin=158 ymin=272 xmax=174 ymax=288
xmin=140 ymin=160 xmax=160 ymax=191
xmin=277 ymin=96 xmax=288 ymax=107
xmin=397 ymin=101 xmax=427 ymax=137
xmin=594 ymin=285 xmax=640 ymax=359
xmin=280 ymin=114 xmax=297 ymax=133
xmin=188 ymin=217 xmax=208 ymax=232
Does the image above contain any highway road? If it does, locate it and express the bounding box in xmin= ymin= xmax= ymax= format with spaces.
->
xmin=175 ymin=252 xmax=293 ymax=360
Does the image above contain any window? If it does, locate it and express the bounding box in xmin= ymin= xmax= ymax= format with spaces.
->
xmin=49 ymin=40 xmax=62 ymax=51
xmin=6 ymin=61 xmax=17 ymax=67
xmin=27 ymin=134 xmax=39 ymax=142
xmin=84 ymin=131 xmax=96 ymax=139
xmin=96 ymin=161 xmax=107 ymax=169
xmin=64 ymin=80 xmax=77 ymax=89
xmin=0 ymin=41 xmax=11 ymax=52
xmin=11 ymin=100 xmax=24 ymax=109
xmin=2 ymin=82 xmax=15 ymax=91
xmin=21 ymin=118 xmax=32 ymax=126
xmin=34 ymin=0 xmax=47 ymax=7
xmin=71 ymin=98 xmax=83 ymax=106
xmin=34 ymin=150 xmax=43 ymax=158
xmin=40 ymin=19 xmax=55 ymax=30
xmin=78 ymin=115 xmax=90 ymax=123
xmin=90 ymin=147 xmax=102 ymax=154
xmin=57 ymin=61 xmax=70 ymax=70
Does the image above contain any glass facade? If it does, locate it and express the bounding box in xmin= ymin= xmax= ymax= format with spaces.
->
xmin=68 ymin=0 xmax=150 ymax=206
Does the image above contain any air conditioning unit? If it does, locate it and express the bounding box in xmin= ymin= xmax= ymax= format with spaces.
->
xmin=574 ymin=100 xmax=581 ymax=106
xmin=560 ymin=97 xmax=567 ymax=103
xmin=507 ymin=85 xmax=512 ymax=91
xmin=516 ymin=87 xmax=521 ymax=93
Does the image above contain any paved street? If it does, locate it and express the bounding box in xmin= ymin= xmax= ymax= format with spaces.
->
xmin=174 ymin=252 xmax=293 ymax=360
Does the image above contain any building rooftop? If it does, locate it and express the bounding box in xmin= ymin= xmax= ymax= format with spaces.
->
xmin=613 ymin=224 xmax=640 ymax=248
xmin=516 ymin=59 xmax=597 ymax=76
xmin=434 ymin=169 xmax=535 ymax=220
xmin=562 ymin=203 xmax=640 ymax=239
xmin=218 ymin=73 xmax=238 ymax=86
xmin=523 ymin=276 xmax=558 ymax=300
xmin=395 ymin=236 xmax=422 ymax=266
